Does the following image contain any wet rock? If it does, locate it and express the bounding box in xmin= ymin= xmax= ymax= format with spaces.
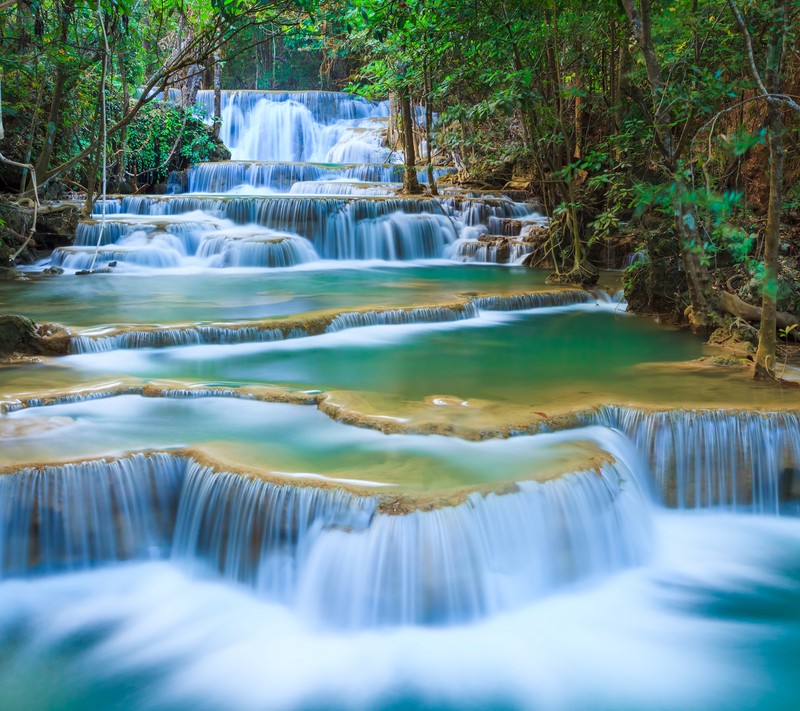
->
xmin=75 ymin=267 xmax=112 ymax=275
xmin=42 ymin=266 xmax=65 ymax=275
xmin=0 ymin=314 xmax=71 ymax=357
xmin=0 ymin=266 xmax=25 ymax=280
xmin=520 ymin=224 xmax=550 ymax=245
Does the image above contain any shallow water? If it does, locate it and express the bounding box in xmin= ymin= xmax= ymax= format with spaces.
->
xmin=1 ymin=265 xmax=559 ymax=327
xmin=0 ymin=395 xmax=604 ymax=488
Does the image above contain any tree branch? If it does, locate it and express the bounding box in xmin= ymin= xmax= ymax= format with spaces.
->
xmin=726 ymin=0 xmax=800 ymax=111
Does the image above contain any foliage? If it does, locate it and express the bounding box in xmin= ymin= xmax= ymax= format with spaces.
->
xmin=125 ymin=104 xmax=226 ymax=184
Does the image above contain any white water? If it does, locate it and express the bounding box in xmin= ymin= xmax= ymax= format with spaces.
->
xmin=41 ymin=90 xmax=542 ymax=271
xmin=0 ymin=421 xmax=653 ymax=627
xmin=1 ymin=512 xmax=798 ymax=711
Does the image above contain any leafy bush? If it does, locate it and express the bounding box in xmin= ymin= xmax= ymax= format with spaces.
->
xmin=125 ymin=102 xmax=229 ymax=184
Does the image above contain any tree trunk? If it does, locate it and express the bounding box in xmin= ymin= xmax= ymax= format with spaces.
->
xmin=423 ymin=62 xmax=437 ymax=195
xmin=754 ymin=109 xmax=783 ymax=378
xmin=32 ymin=66 xmax=67 ymax=178
xmin=115 ymin=49 xmax=130 ymax=190
xmin=212 ymin=50 xmax=222 ymax=139
xmin=754 ymin=0 xmax=789 ymax=378
xmin=399 ymin=87 xmax=421 ymax=194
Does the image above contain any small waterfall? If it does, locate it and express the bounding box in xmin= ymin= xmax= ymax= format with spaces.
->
xmin=320 ymin=212 xmax=458 ymax=260
xmin=197 ymin=230 xmax=319 ymax=267
xmin=71 ymin=326 xmax=285 ymax=352
xmin=0 ymin=453 xmax=184 ymax=577
xmin=439 ymin=196 xmax=534 ymax=226
xmin=184 ymin=161 xmax=440 ymax=194
xmin=188 ymin=161 xmax=328 ymax=192
xmin=91 ymin=198 xmax=122 ymax=214
xmin=473 ymin=291 xmax=593 ymax=310
xmin=344 ymin=164 xmax=404 ymax=183
xmin=449 ymin=238 xmax=534 ymax=264
xmin=288 ymin=180 xmax=397 ymax=196
xmin=325 ymin=304 xmax=477 ymax=331
xmin=171 ymin=462 xmax=377 ymax=601
xmin=51 ymin=245 xmax=184 ymax=270
xmin=73 ymin=220 xmax=133 ymax=247
xmin=588 ymin=407 xmax=800 ymax=512
xmin=69 ymin=304 xmax=478 ymax=353
xmin=297 ymin=461 xmax=651 ymax=627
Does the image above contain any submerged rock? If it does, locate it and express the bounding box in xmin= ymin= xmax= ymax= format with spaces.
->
xmin=0 ymin=314 xmax=71 ymax=357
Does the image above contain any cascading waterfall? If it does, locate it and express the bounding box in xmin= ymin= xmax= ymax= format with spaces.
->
xmin=41 ymin=89 xmax=545 ymax=271
xmin=586 ymin=407 xmax=800 ymax=512
xmin=0 ymin=453 xmax=185 ymax=576
xmin=0 ymin=449 xmax=652 ymax=627
xmin=296 ymin=462 xmax=652 ymax=628
xmin=193 ymin=90 xmax=389 ymax=163
xmin=473 ymin=291 xmax=594 ymax=310
xmin=69 ymin=303 xmax=479 ymax=352
xmin=196 ymin=228 xmax=319 ymax=267
xmin=450 ymin=237 xmax=535 ymax=264
xmin=171 ymin=462 xmax=378 ymax=602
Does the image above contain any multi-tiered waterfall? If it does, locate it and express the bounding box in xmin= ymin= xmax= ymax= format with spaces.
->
xmin=2 ymin=88 xmax=800 ymax=711
xmin=46 ymin=90 xmax=542 ymax=272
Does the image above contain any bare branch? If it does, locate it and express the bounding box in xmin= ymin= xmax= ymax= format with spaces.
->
xmin=726 ymin=0 xmax=800 ymax=111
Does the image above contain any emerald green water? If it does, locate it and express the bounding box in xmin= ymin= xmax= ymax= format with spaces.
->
xmin=0 ymin=307 xmax=696 ymax=409
xmin=0 ymin=395 xmax=594 ymax=488
xmin=2 ymin=266 xmax=560 ymax=327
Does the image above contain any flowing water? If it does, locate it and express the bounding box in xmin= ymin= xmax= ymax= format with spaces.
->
xmin=2 ymin=90 xmax=799 ymax=710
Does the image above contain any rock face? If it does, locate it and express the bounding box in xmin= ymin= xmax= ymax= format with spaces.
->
xmin=0 ymin=201 xmax=81 ymax=265
xmin=0 ymin=315 xmax=71 ymax=357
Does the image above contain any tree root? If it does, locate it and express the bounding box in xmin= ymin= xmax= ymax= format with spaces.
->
xmin=717 ymin=290 xmax=800 ymax=337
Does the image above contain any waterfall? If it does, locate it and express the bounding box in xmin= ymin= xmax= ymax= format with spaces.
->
xmin=69 ymin=304 xmax=478 ymax=353
xmin=0 ymin=450 xmax=651 ymax=627
xmin=319 ymin=211 xmax=458 ymax=260
xmin=188 ymin=161 xmax=328 ymax=192
xmin=473 ymin=291 xmax=593 ymax=310
xmin=0 ymin=453 xmax=184 ymax=577
xmin=196 ymin=230 xmax=319 ymax=267
xmin=449 ymin=237 xmax=535 ymax=264
xmin=325 ymin=304 xmax=477 ymax=332
xmin=171 ymin=462 xmax=378 ymax=601
xmin=297 ymin=461 xmax=652 ymax=627
xmin=193 ymin=90 xmax=390 ymax=164
xmin=43 ymin=90 xmax=547 ymax=271
xmin=586 ymin=407 xmax=800 ymax=512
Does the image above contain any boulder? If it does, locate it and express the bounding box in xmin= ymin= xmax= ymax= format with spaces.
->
xmin=0 ymin=314 xmax=71 ymax=357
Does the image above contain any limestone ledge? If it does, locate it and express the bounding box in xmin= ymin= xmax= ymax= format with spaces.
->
xmin=0 ymin=447 xmax=617 ymax=516
xmin=2 ymin=379 xmax=799 ymax=440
